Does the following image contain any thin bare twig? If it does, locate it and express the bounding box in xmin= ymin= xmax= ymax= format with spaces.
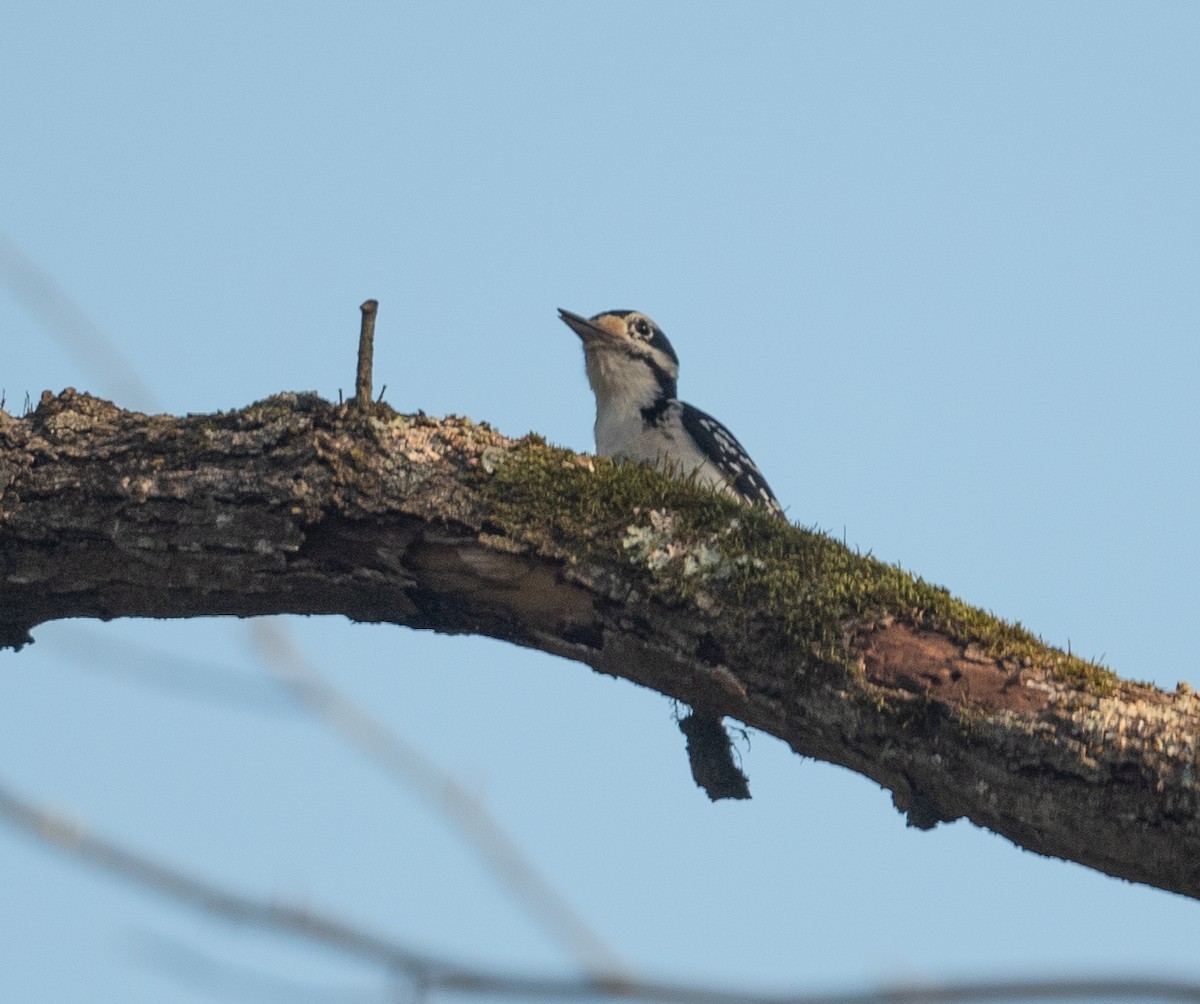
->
xmin=251 ymin=621 xmax=629 ymax=980
xmin=134 ymin=933 xmax=394 ymax=1003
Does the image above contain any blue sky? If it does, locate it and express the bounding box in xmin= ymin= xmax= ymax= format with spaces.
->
xmin=2 ymin=3 xmax=1199 ymax=1001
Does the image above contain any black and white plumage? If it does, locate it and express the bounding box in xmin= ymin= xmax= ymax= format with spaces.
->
xmin=559 ymin=308 xmax=784 ymax=519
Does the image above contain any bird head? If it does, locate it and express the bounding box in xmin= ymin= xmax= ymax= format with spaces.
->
xmin=558 ymin=308 xmax=679 ymax=405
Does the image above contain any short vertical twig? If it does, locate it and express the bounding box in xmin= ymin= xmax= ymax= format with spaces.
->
xmin=355 ymin=299 xmax=378 ymax=410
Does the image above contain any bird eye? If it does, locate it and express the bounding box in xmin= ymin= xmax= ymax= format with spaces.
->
xmin=634 ymin=319 xmax=651 ymax=338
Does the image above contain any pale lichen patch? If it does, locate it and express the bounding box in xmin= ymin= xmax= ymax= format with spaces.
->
xmin=622 ymin=509 xmax=753 ymax=582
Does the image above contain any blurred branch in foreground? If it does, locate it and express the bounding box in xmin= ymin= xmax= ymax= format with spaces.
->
xmin=0 ymin=232 xmax=157 ymax=410
xmin=134 ymin=933 xmax=392 ymax=1004
xmin=2 ymin=777 xmax=1199 ymax=1003
xmin=251 ymin=619 xmax=628 ymax=979
xmin=40 ymin=618 xmax=621 ymax=978
xmin=44 ymin=625 xmax=292 ymax=714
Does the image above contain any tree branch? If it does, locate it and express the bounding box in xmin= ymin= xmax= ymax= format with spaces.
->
xmin=1 ymin=389 xmax=1198 ymax=899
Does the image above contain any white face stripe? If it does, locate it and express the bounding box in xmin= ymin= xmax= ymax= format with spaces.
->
xmin=587 ymin=312 xmax=679 ymax=372
xmin=580 ymin=317 xmax=679 ymax=411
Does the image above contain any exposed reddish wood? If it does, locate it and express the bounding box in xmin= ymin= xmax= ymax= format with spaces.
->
xmin=864 ymin=622 xmax=1049 ymax=715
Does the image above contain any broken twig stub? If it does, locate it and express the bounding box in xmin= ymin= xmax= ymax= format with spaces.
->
xmin=355 ymin=299 xmax=378 ymax=409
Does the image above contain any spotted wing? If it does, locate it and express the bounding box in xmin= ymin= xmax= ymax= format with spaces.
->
xmin=679 ymin=402 xmax=784 ymax=518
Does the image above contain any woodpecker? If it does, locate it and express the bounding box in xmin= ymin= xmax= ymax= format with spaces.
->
xmin=559 ymin=308 xmax=784 ymax=519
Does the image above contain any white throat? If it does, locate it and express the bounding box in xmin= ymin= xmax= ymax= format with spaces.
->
xmin=584 ymin=347 xmax=674 ymax=459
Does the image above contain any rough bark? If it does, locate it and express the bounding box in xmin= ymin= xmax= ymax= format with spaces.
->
xmin=2 ymin=389 xmax=1198 ymax=899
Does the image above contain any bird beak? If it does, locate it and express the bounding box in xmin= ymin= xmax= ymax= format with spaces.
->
xmin=558 ymin=308 xmax=610 ymax=345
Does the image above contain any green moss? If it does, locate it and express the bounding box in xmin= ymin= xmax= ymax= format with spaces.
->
xmin=477 ymin=438 xmax=1118 ymax=695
